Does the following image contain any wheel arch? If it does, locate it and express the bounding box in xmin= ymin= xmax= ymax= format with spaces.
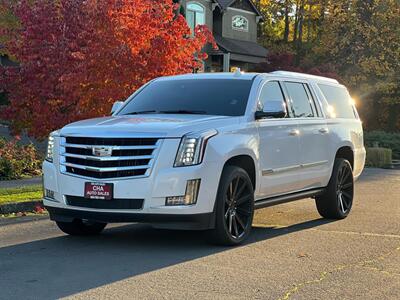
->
xmin=223 ymin=154 xmax=257 ymax=190
xmin=335 ymin=145 xmax=354 ymax=169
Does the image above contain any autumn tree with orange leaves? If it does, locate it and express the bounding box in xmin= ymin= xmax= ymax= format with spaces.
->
xmin=0 ymin=0 xmax=214 ymax=139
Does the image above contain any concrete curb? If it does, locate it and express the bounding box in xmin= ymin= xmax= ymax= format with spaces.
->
xmin=0 ymin=200 xmax=43 ymax=214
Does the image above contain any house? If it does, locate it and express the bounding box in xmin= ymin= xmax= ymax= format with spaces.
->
xmin=180 ymin=0 xmax=268 ymax=72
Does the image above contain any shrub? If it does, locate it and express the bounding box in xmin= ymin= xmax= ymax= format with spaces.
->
xmin=0 ymin=138 xmax=42 ymax=179
xmin=364 ymin=131 xmax=400 ymax=159
xmin=365 ymin=147 xmax=392 ymax=168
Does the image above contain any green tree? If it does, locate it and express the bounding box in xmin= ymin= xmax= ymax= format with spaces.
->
xmin=257 ymin=0 xmax=327 ymax=60
xmin=317 ymin=0 xmax=400 ymax=131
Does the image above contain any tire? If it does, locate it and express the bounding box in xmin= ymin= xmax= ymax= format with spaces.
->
xmin=56 ymin=219 xmax=107 ymax=236
xmin=315 ymin=158 xmax=354 ymax=219
xmin=209 ymin=166 xmax=254 ymax=246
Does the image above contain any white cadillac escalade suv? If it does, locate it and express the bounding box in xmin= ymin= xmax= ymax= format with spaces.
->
xmin=43 ymin=71 xmax=365 ymax=245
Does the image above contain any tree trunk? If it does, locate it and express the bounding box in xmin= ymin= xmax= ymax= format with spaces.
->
xmin=297 ymin=1 xmax=304 ymax=43
xmin=283 ymin=0 xmax=290 ymax=42
xmin=307 ymin=0 xmax=312 ymax=42
xmin=317 ymin=0 xmax=327 ymax=39
xmin=295 ymin=0 xmax=305 ymax=64
xmin=293 ymin=1 xmax=300 ymax=43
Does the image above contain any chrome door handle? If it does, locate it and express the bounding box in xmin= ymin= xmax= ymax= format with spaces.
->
xmin=319 ymin=128 xmax=329 ymax=134
xmin=289 ymin=129 xmax=300 ymax=136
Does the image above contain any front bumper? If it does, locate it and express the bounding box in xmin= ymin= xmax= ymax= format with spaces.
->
xmin=46 ymin=206 xmax=215 ymax=230
xmin=43 ymin=138 xmax=222 ymax=229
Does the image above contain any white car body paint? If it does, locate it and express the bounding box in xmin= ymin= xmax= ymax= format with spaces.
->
xmin=43 ymin=72 xmax=365 ymax=228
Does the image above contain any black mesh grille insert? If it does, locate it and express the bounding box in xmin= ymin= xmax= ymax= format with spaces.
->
xmin=66 ymin=167 xmax=147 ymax=179
xmin=66 ymin=157 xmax=150 ymax=168
xmin=66 ymin=195 xmax=144 ymax=210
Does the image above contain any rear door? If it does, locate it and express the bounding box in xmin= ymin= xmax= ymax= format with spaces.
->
xmin=282 ymin=81 xmax=331 ymax=189
xmin=257 ymin=80 xmax=303 ymax=198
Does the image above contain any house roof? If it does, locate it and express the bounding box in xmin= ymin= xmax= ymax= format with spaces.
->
xmin=214 ymin=35 xmax=268 ymax=58
xmin=214 ymin=0 xmax=235 ymax=8
xmin=214 ymin=0 xmax=264 ymax=18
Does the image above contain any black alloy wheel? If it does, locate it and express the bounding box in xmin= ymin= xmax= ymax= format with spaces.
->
xmin=224 ymin=174 xmax=253 ymax=240
xmin=210 ymin=166 xmax=254 ymax=245
xmin=336 ymin=161 xmax=354 ymax=214
xmin=316 ymin=158 xmax=354 ymax=219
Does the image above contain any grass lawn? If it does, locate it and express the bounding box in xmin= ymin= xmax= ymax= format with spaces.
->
xmin=0 ymin=185 xmax=42 ymax=205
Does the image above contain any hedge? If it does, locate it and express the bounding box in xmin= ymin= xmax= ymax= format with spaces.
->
xmin=364 ymin=131 xmax=400 ymax=159
xmin=365 ymin=147 xmax=392 ymax=168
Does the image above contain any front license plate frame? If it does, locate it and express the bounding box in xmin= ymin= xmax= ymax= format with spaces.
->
xmin=84 ymin=182 xmax=113 ymax=200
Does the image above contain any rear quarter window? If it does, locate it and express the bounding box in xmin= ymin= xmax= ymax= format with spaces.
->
xmin=318 ymin=84 xmax=356 ymax=119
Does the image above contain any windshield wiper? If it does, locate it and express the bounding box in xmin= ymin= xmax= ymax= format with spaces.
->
xmin=159 ymin=110 xmax=207 ymax=115
xmin=122 ymin=110 xmax=159 ymax=115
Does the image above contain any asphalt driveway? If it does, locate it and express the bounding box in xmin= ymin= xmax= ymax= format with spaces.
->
xmin=0 ymin=168 xmax=399 ymax=299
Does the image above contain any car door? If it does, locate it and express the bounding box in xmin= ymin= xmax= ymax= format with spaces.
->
xmin=256 ymin=80 xmax=303 ymax=198
xmin=282 ymin=81 xmax=331 ymax=189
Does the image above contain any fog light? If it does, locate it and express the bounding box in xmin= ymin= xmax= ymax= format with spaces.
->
xmin=166 ymin=196 xmax=186 ymax=206
xmin=45 ymin=189 xmax=55 ymax=199
xmin=166 ymin=179 xmax=201 ymax=206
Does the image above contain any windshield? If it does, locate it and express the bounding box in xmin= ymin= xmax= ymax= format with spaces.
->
xmin=117 ymin=79 xmax=253 ymax=117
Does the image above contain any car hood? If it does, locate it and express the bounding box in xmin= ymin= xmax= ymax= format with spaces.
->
xmin=60 ymin=114 xmax=240 ymax=138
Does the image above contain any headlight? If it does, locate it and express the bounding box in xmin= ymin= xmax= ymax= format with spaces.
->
xmin=174 ymin=129 xmax=218 ymax=167
xmin=45 ymin=131 xmax=58 ymax=163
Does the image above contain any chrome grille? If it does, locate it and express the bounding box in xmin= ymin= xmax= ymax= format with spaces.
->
xmin=60 ymin=137 xmax=161 ymax=179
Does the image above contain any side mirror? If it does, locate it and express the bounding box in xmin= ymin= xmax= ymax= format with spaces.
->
xmin=255 ymin=101 xmax=287 ymax=120
xmin=111 ymin=101 xmax=124 ymax=114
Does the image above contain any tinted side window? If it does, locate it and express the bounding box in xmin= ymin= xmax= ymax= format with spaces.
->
xmin=284 ymin=82 xmax=314 ymax=118
xmin=304 ymin=84 xmax=321 ymax=117
xmin=318 ymin=84 xmax=356 ymax=119
xmin=259 ymin=81 xmax=286 ymax=110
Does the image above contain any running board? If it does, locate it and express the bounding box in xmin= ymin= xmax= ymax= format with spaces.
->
xmin=254 ymin=188 xmax=325 ymax=210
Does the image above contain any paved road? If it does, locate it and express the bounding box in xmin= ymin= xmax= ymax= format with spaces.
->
xmin=0 ymin=168 xmax=399 ymax=300
xmin=0 ymin=176 xmax=42 ymax=189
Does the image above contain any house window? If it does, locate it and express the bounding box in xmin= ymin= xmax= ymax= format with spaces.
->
xmin=186 ymin=3 xmax=205 ymax=33
xmin=232 ymin=15 xmax=248 ymax=32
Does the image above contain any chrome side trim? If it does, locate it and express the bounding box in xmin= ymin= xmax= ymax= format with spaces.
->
xmin=262 ymin=165 xmax=301 ymax=176
xmin=261 ymin=169 xmax=274 ymax=176
xmin=301 ymin=160 xmax=329 ymax=169
xmin=262 ymin=160 xmax=328 ymax=176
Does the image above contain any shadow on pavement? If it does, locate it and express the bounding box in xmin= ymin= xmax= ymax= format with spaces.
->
xmin=0 ymin=218 xmax=334 ymax=299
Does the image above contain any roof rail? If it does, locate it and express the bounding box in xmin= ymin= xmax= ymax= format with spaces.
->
xmin=270 ymin=71 xmax=339 ymax=84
